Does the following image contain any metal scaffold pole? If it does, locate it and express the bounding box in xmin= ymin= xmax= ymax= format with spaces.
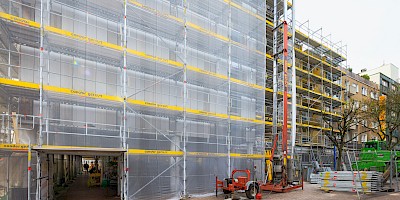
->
xmin=28 ymin=141 xmax=32 ymax=200
xmin=290 ymin=0 xmax=296 ymax=158
xmin=37 ymin=0 xmax=46 ymax=198
xmin=272 ymin=0 xmax=278 ymax=158
xmin=122 ymin=0 xmax=128 ymax=199
xmin=227 ymin=0 xmax=232 ymax=177
xmin=182 ymin=0 xmax=188 ymax=198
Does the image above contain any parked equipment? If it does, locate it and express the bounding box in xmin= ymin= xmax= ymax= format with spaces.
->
xmin=216 ymin=169 xmax=260 ymax=199
xmin=352 ymin=140 xmax=400 ymax=173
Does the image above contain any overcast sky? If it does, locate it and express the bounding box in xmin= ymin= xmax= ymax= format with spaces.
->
xmin=296 ymin=0 xmax=400 ymax=74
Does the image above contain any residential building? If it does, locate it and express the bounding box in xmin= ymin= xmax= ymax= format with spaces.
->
xmin=342 ymin=68 xmax=380 ymax=146
xmin=360 ymin=63 xmax=399 ymax=83
xmin=360 ymin=72 xmax=398 ymax=96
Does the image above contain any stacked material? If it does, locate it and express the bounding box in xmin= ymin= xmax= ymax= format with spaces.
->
xmin=310 ymin=173 xmax=321 ymax=184
xmin=310 ymin=167 xmax=332 ymax=184
xmin=320 ymin=171 xmax=383 ymax=192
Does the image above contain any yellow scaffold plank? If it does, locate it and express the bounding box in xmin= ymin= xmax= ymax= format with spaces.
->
xmin=230 ymin=153 xmax=264 ymax=159
xmin=129 ymin=149 xmax=183 ymax=156
xmin=0 ymin=143 xmax=29 ymax=150
xmin=266 ymin=51 xmax=346 ymax=85
xmin=44 ymin=85 xmax=123 ymax=102
xmin=127 ymin=99 xmax=182 ymax=112
xmin=0 ymin=78 xmax=264 ymax=125
xmin=294 ymin=48 xmax=346 ymax=78
xmin=0 ymin=78 xmax=39 ymax=89
xmin=0 ymin=12 xmax=40 ymax=28
xmin=0 ymin=144 xmax=264 ymax=159
xmin=265 ymin=85 xmax=344 ymax=104
xmin=186 ymin=65 xmax=227 ymax=80
xmin=45 ymin=26 xmax=123 ymax=51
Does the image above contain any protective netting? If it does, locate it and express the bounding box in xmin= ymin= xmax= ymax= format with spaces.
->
xmin=0 ymin=0 xmax=265 ymax=198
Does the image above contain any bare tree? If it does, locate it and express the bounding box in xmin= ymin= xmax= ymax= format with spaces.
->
xmin=363 ymin=88 xmax=400 ymax=150
xmin=322 ymin=99 xmax=369 ymax=171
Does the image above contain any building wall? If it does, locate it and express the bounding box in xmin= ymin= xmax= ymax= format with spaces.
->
xmin=342 ymin=70 xmax=379 ymax=144
xmin=360 ymin=63 xmax=399 ymax=83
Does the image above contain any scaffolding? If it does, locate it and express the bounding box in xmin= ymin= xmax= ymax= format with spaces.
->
xmin=0 ymin=0 xmax=266 ymax=199
xmin=265 ymin=0 xmax=347 ymax=171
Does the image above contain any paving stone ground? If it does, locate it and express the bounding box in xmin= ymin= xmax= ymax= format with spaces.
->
xmin=57 ymin=174 xmax=118 ymax=200
xmin=191 ymin=182 xmax=400 ymax=200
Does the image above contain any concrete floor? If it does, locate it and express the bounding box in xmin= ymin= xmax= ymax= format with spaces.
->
xmin=58 ymin=174 xmax=118 ymax=200
xmin=192 ymin=183 xmax=400 ymax=200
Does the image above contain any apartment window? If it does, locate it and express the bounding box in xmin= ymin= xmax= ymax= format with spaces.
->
xmin=362 ymin=105 xmax=367 ymax=111
xmin=361 ymin=134 xmax=367 ymax=143
xmin=354 ymin=84 xmax=359 ymax=93
xmin=372 ymin=122 xmax=378 ymax=129
xmin=362 ymin=87 xmax=367 ymax=96
xmin=354 ymin=100 xmax=360 ymax=108
xmin=391 ymin=84 xmax=397 ymax=91
xmin=382 ymin=80 xmax=388 ymax=87
xmin=370 ymin=92 xmax=376 ymax=99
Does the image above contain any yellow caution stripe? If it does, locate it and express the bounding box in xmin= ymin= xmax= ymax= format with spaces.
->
xmin=0 ymin=144 xmax=263 ymax=159
xmin=127 ymin=99 xmax=183 ymax=112
xmin=0 ymin=78 xmax=264 ymax=124
xmin=0 ymin=12 xmax=40 ymax=28
xmin=187 ymin=65 xmax=227 ymax=80
xmin=0 ymin=78 xmax=39 ymax=90
xmin=44 ymin=85 xmax=123 ymax=102
xmin=0 ymin=143 xmax=29 ymax=150
xmin=129 ymin=149 xmax=183 ymax=156
xmin=45 ymin=26 xmax=123 ymax=51
xmin=230 ymin=153 xmax=264 ymax=159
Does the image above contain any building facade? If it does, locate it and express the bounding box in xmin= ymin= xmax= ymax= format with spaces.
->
xmin=360 ymin=63 xmax=399 ymax=84
xmin=361 ymin=72 xmax=399 ymax=96
xmin=342 ymin=69 xmax=380 ymax=145
xmin=0 ymin=0 xmax=266 ymax=199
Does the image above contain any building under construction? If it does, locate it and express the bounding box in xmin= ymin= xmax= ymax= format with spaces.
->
xmin=264 ymin=0 xmax=347 ymax=174
xmin=0 ymin=0 xmax=346 ymax=199
xmin=0 ymin=0 xmax=266 ymax=199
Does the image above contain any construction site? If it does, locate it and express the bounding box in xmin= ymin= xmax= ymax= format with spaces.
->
xmin=0 ymin=0 xmax=398 ymax=200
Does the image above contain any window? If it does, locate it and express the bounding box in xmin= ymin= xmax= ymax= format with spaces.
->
xmin=370 ymin=92 xmax=376 ymax=99
xmin=354 ymin=100 xmax=360 ymax=108
xmin=362 ymin=87 xmax=367 ymax=96
xmin=391 ymin=85 xmax=396 ymax=91
xmin=361 ymin=105 xmax=367 ymax=111
xmin=361 ymin=134 xmax=367 ymax=143
xmin=382 ymin=80 xmax=388 ymax=87
xmin=353 ymin=83 xmax=359 ymax=93
xmin=372 ymin=122 xmax=378 ymax=129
